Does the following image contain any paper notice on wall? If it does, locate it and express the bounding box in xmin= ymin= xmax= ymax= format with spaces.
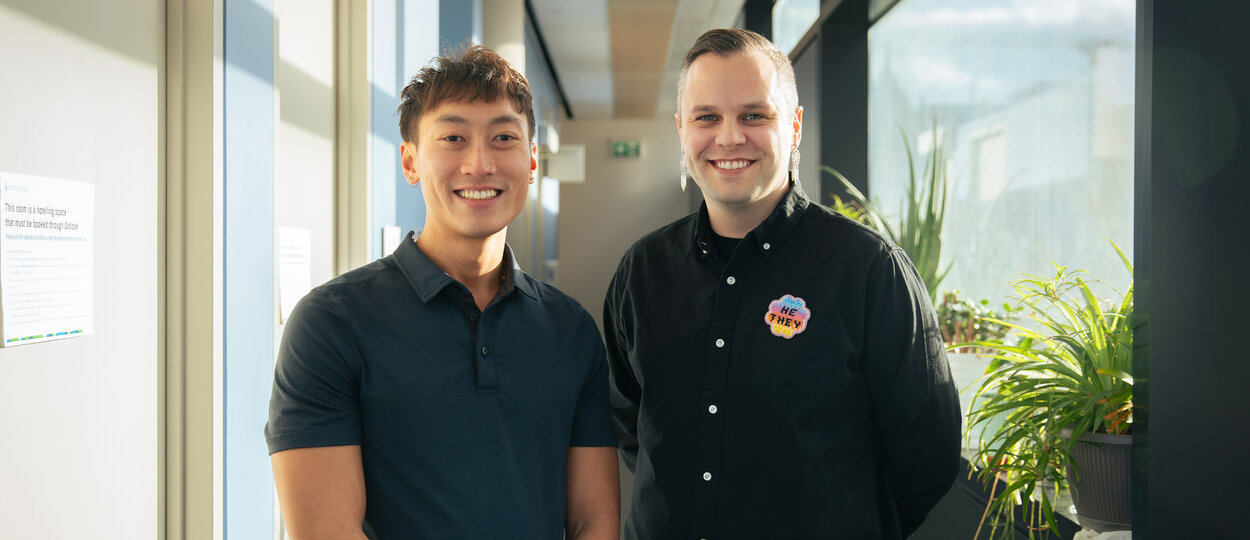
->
xmin=381 ymin=225 xmax=401 ymax=255
xmin=0 ymin=171 xmax=95 ymax=347
xmin=278 ymin=227 xmax=312 ymax=324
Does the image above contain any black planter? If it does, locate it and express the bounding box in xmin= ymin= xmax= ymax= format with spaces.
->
xmin=1064 ymin=431 xmax=1133 ymax=532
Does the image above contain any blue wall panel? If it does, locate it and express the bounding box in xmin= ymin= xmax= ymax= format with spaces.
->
xmin=224 ymin=0 xmax=275 ymax=536
xmin=440 ymin=0 xmax=480 ymax=50
xmin=371 ymin=0 xmax=439 ymax=260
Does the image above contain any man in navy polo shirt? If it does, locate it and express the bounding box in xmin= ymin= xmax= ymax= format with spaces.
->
xmin=266 ymin=45 xmax=619 ymax=539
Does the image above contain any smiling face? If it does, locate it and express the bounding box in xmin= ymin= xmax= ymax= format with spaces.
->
xmin=677 ymin=51 xmax=802 ymax=219
xmin=401 ymin=98 xmax=538 ymax=245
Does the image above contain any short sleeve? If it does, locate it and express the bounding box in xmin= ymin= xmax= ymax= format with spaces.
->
xmin=568 ymin=313 xmax=618 ymax=448
xmin=265 ymin=289 xmax=365 ymax=454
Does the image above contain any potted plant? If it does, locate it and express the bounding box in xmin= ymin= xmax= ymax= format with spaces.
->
xmin=936 ymin=291 xmax=1020 ymax=353
xmin=961 ymin=241 xmax=1134 ymax=539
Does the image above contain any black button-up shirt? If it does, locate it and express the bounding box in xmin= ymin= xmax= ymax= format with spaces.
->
xmin=604 ymin=184 xmax=961 ymax=539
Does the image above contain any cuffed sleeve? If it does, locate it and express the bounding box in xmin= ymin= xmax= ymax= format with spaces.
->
xmin=569 ymin=312 xmax=618 ymax=448
xmin=265 ymin=289 xmax=364 ymax=454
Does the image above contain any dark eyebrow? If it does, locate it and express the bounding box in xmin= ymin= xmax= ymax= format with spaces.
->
xmin=432 ymin=114 xmax=524 ymax=128
xmin=433 ymin=114 xmax=469 ymax=125
xmin=490 ymin=115 xmax=524 ymax=129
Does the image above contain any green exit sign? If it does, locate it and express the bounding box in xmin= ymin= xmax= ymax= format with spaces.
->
xmin=612 ymin=140 xmax=641 ymax=158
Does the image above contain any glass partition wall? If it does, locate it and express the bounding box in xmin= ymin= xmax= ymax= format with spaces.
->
xmin=869 ymin=0 xmax=1136 ymax=307
xmin=868 ymin=1 xmax=1135 ymax=437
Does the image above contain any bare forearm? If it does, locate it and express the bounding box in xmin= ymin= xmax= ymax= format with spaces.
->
xmin=285 ymin=526 xmax=370 ymax=540
xmin=568 ymin=518 xmax=619 ymax=540
xmin=272 ymin=446 xmax=369 ymax=540
xmin=566 ymin=446 xmax=620 ymax=540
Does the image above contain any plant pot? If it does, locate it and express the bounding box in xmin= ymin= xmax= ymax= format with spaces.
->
xmin=1062 ymin=429 xmax=1133 ymax=532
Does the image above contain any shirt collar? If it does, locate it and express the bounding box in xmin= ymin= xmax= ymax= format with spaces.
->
xmin=393 ymin=230 xmax=537 ymax=303
xmin=693 ymin=177 xmax=811 ymax=259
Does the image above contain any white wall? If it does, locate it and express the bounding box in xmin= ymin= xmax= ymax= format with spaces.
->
xmin=0 ymin=1 xmax=162 ymax=538
xmin=556 ymin=118 xmax=691 ymax=521
xmin=557 ymin=119 xmax=692 ymax=328
xmin=276 ymin=0 xmax=336 ymax=309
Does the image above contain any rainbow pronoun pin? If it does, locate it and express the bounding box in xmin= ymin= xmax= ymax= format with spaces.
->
xmin=764 ymin=294 xmax=811 ymax=339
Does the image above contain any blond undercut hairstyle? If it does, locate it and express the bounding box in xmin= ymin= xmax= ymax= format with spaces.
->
xmin=676 ymin=28 xmax=799 ymax=121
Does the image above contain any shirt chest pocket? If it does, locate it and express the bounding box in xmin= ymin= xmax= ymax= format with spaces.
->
xmin=748 ymin=315 xmax=839 ymax=402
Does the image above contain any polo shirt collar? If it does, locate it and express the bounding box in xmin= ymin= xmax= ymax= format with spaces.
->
xmin=393 ymin=230 xmax=537 ymax=303
xmin=693 ymin=176 xmax=811 ymax=259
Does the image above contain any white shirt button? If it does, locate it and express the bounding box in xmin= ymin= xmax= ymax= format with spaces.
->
xmin=726 ymin=276 xmax=736 ymax=285
xmin=762 ymin=242 xmax=771 ymax=250
xmin=702 ymin=472 xmax=713 ymax=481
xmin=715 ymin=338 xmax=725 ymax=348
xmin=708 ymin=404 xmax=718 ymax=414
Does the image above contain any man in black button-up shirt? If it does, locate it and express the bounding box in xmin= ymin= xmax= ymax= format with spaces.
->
xmin=604 ymin=29 xmax=961 ymax=539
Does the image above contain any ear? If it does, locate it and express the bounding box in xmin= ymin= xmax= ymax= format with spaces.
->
xmin=791 ymin=106 xmax=804 ymax=149
xmin=674 ymin=111 xmax=683 ymax=137
xmin=400 ymin=141 xmax=419 ymax=185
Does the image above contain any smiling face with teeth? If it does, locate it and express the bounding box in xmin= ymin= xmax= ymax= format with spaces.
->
xmin=677 ymin=51 xmax=802 ymax=235
xmin=401 ymin=98 xmax=538 ymax=247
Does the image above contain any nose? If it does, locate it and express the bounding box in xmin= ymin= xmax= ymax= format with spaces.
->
xmin=715 ymin=119 xmax=746 ymax=148
xmin=461 ymin=141 xmax=496 ymax=176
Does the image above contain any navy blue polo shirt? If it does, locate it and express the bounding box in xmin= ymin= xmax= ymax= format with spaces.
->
xmin=266 ymin=231 xmax=616 ymax=539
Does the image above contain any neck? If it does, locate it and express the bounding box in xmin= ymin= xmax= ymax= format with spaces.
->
xmin=415 ymin=227 xmax=508 ymax=311
xmin=706 ymin=182 xmax=790 ymax=239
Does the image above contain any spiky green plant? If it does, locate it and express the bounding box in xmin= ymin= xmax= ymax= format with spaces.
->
xmin=822 ymin=123 xmax=950 ymax=302
xmin=960 ymin=241 xmax=1134 ymax=539
xmin=829 ymin=194 xmax=870 ymax=225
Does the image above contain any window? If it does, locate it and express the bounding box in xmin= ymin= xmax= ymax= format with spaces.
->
xmin=772 ymin=0 xmax=819 ymax=55
xmin=869 ymin=0 xmax=1135 ymax=314
xmin=868 ymin=1 xmax=1136 ymax=444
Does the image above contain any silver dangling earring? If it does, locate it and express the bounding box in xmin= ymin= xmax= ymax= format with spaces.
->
xmin=680 ymin=153 xmax=688 ymax=192
xmin=790 ymin=147 xmax=800 ymax=183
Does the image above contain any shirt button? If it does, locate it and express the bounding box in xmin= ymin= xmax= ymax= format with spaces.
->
xmin=702 ymin=472 xmax=713 ymax=481
xmin=762 ymin=242 xmax=771 ymax=250
xmin=469 ymin=313 xmax=480 ymax=321
xmin=481 ymin=346 xmax=489 ymax=356
xmin=708 ymin=404 xmax=718 ymax=414
xmin=715 ymin=338 xmax=725 ymax=348
xmin=725 ymin=276 xmax=736 ymax=285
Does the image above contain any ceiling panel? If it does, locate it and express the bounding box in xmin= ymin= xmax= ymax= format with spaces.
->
xmin=530 ymin=0 xmax=747 ymax=119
